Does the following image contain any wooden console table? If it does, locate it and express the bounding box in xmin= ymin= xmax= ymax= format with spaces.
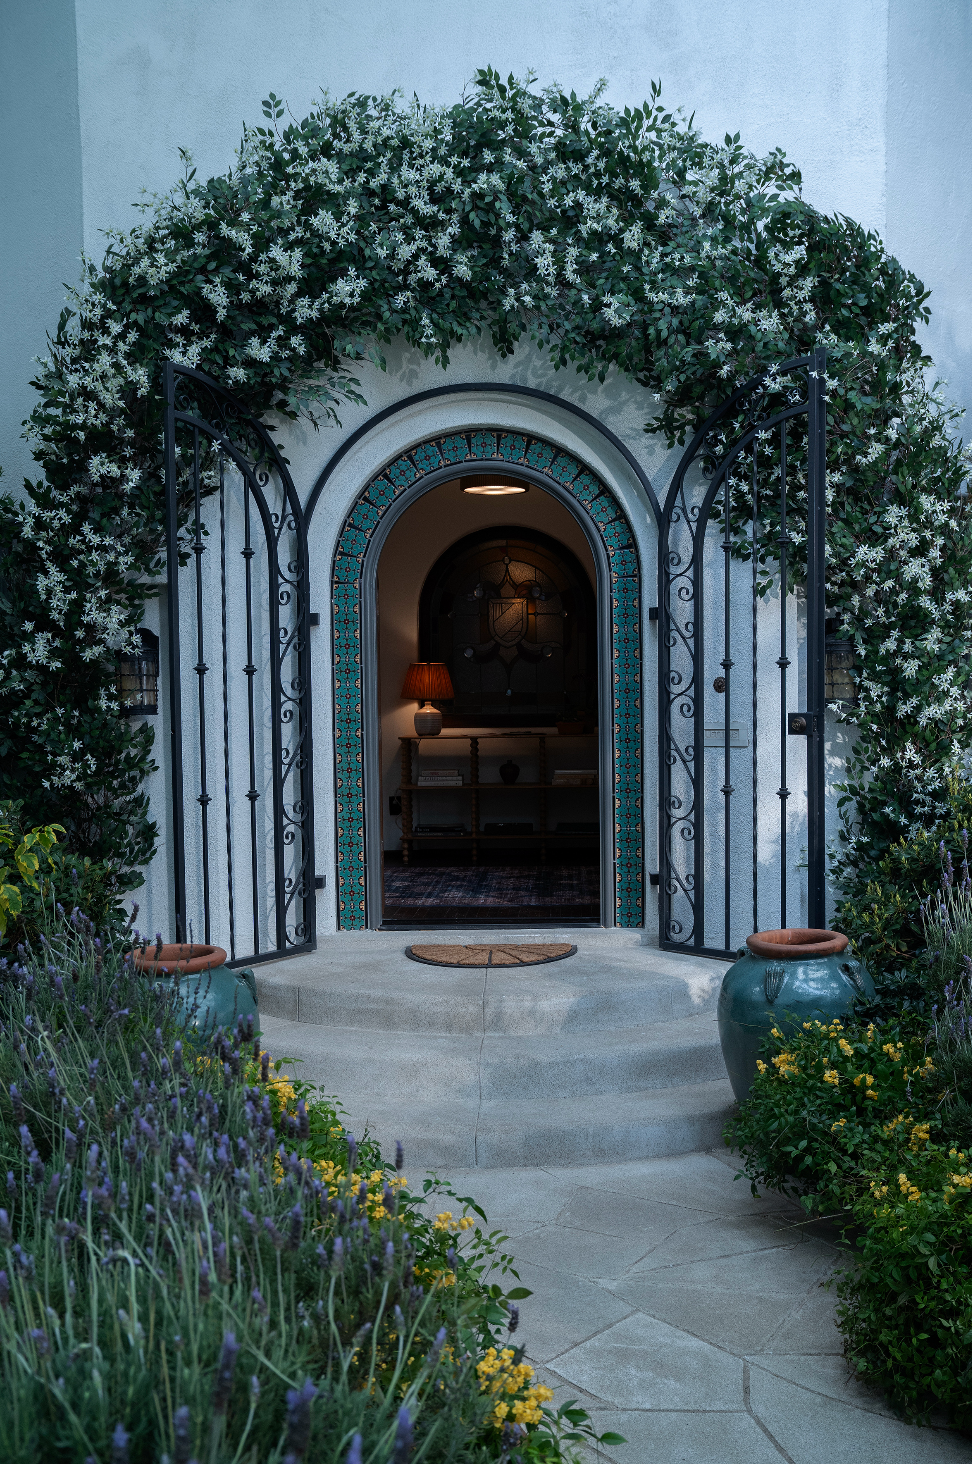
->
xmin=399 ymin=732 xmax=598 ymax=865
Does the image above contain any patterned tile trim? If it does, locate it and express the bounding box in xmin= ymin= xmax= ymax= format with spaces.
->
xmin=332 ymin=433 xmax=644 ymax=928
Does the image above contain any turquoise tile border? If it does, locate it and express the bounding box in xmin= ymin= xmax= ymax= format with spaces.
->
xmin=331 ymin=432 xmax=644 ymax=929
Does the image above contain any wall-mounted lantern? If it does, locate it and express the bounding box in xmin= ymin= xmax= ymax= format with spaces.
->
xmin=117 ymin=628 xmax=159 ymax=715
xmin=824 ymin=618 xmax=857 ymax=705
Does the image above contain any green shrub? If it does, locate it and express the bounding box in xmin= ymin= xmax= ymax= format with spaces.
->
xmin=729 ymin=1014 xmax=972 ymax=1428
xmin=835 ymin=778 xmax=972 ymax=978
xmin=0 ymin=800 xmax=125 ymax=948
xmin=0 ymin=916 xmax=611 ymax=1461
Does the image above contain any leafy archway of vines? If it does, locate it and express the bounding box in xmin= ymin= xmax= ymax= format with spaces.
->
xmin=0 ymin=71 xmax=969 ymax=896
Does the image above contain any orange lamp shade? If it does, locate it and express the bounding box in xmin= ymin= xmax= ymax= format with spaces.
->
xmin=400 ymin=661 xmax=454 ymax=702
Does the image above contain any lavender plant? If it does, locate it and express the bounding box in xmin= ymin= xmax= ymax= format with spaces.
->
xmin=0 ymin=917 xmax=596 ymax=1462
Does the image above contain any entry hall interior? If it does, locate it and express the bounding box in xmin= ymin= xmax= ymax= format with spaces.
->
xmin=377 ymin=472 xmax=603 ymax=926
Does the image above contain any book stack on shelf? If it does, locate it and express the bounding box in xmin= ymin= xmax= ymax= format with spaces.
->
xmin=551 ymin=769 xmax=598 ymax=786
xmin=417 ymin=768 xmax=463 ymax=786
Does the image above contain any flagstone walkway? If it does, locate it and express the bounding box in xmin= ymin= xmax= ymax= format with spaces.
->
xmin=439 ymin=1150 xmax=967 ymax=1463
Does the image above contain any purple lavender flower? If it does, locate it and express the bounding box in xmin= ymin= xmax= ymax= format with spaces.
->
xmin=332 ymin=1236 xmax=344 ymax=1273
xmin=0 ymin=1271 xmax=8 ymax=1309
xmin=251 ymin=1287 xmax=268 ymax=1318
xmin=392 ymin=1405 xmax=413 ymax=1462
xmin=395 ymin=1140 xmax=404 ymax=1172
xmin=198 ymin=1260 xmax=211 ymax=1302
xmin=263 ymin=1217 xmax=285 ymax=1250
xmin=345 ymin=1434 xmax=363 ymax=1464
xmin=212 ymin=1331 xmax=239 ymax=1413
xmin=0 ymin=1210 xmax=11 ymax=1247
xmin=284 ymin=1377 xmax=318 ymax=1458
xmin=173 ymin=1404 xmax=192 ymax=1464
xmin=110 ymin=1422 xmax=129 ymax=1464
xmin=507 ymin=1302 xmax=520 ymax=1334
xmin=297 ymin=1100 xmax=309 ymax=1140
xmin=287 ymin=1204 xmax=303 ymax=1251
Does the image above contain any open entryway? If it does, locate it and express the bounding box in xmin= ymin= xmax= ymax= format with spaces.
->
xmin=375 ymin=476 xmax=601 ymax=926
xmin=331 ymin=427 xmax=644 ymax=932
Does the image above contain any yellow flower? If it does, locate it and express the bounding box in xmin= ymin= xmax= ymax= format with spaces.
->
xmin=822 ymin=1068 xmax=840 ymax=1085
xmin=756 ymin=1059 xmax=768 ymax=1074
xmin=831 ymin=1117 xmax=847 ymax=1132
xmin=770 ymin=1027 xmax=782 ymax=1039
xmin=838 ymin=1038 xmax=854 ymax=1057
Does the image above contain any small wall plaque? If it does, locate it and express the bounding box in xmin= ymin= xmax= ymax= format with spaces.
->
xmin=703 ymin=723 xmax=748 ymax=748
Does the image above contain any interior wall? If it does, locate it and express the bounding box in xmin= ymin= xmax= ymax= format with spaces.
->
xmin=377 ymin=478 xmax=596 ymax=851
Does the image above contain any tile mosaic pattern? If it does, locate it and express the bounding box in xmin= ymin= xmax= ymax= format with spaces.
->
xmin=332 ymin=432 xmax=644 ymax=928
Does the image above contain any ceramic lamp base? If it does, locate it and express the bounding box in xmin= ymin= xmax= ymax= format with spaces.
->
xmin=413 ymin=703 xmax=442 ymax=736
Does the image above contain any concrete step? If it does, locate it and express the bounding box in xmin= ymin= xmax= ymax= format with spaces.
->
xmin=252 ymin=931 xmax=733 ymax=1170
xmin=255 ymin=937 xmax=724 ymax=1036
xmin=257 ymin=1011 xmax=725 ymax=1102
xmin=266 ymin=1069 xmax=734 ymax=1170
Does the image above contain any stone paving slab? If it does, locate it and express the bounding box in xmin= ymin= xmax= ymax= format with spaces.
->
xmin=433 ymin=1151 xmax=966 ymax=1462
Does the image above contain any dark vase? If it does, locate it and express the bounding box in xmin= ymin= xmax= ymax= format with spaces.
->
xmin=499 ymin=759 xmax=520 ymax=784
xmin=717 ymin=928 xmax=875 ymax=1102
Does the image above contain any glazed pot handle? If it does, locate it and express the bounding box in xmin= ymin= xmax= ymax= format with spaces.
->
xmin=764 ymin=964 xmax=785 ymax=1003
xmin=841 ymin=959 xmax=866 ymax=995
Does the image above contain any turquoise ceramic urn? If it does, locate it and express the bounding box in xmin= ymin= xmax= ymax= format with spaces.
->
xmin=135 ymin=943 xmax=258 ymax=1034
xmin=718 ymin=928 xmax=874 ymax=1102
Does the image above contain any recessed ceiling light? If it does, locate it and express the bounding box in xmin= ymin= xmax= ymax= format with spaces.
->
xmin=460 ymin=476 xmax=528 ymax=496
xmin=462 ymin=483 xmax=527 ymax=495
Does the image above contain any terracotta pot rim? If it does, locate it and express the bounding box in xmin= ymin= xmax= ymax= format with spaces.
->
xmin=746 ymin=927 xmax=849 ymax=960
xmin=133 ymin=942 xmax=228 ymax=976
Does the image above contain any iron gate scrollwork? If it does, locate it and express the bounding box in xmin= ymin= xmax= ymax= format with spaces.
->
xmin=659 ymin=349 xmax=827 ymax=958
xmin=163 ymin=363 xmax=315 ymax=966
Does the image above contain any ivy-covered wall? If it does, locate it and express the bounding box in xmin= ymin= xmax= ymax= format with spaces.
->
xmin=1 ymin=58 xmax=970 ymax=934
xmin=5 ymin=2 xmax=971 ymax=497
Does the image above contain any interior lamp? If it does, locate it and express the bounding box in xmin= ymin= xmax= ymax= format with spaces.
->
xmin=460 ymin=474 xmax=528 ymax=496
xmin=401 ymin=661 xmax=454 ymax=736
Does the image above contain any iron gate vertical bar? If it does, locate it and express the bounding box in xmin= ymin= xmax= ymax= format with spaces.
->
xmin=268 ymin=516 xmax=287 ymax=953
xmin=806 ymin=347 xmax=828 ymax=927
xmin=192 ymin=427 xmax=212 ymax=944
xmin=163 ymin=362 xmax=187 ymax=943
xmin=721 ymin=476 xmax=733 ymax=951
xmin=242 ymin=480 xmax=261 ymax=956
xmin=751 ymin=442 xmax=759 ymax=938
xmin=778 ymin=423 xmax=789 ymax=929
xmin=691 ymin=517 xmax=706 ymax=950
xmin=218 ymin=454 xmax=236 ymax=963
xmin=296 ymin=503 xmax=316 ymax=948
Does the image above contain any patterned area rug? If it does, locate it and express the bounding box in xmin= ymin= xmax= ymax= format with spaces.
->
xmin=406 ymin=942 xmax=576 ymax=968
xmin=384 ymin=864 xmax=599 ymax=907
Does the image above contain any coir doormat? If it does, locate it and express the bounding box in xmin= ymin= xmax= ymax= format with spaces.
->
xmin=405 ymin=942 xmax=577 ymax=968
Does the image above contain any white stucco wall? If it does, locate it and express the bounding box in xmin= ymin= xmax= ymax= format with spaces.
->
xmin=2 ymin=0 xmax=970 ymax=943
xmin=5 ymin=0 xmax=969 ymax=487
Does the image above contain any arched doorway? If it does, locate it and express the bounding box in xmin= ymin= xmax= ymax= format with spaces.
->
xmin=379 ymin=508 xmax=601 ymax=925
xmin=331 ymin=429 xmax=644 ymax=930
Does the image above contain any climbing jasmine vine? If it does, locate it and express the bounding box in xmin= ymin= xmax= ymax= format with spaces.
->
xmin=0 ymin=69 xmax=969 ymax=886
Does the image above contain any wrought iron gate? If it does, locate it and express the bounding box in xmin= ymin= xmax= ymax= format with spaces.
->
xmin=163 ymin=363 xmax=315 ymax=965
xmin=659 ymin=349 xmax=827 ymax=958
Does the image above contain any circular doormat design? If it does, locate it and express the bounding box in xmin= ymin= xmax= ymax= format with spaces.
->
xmin=405 ymin=942 xmax=577 ymax=968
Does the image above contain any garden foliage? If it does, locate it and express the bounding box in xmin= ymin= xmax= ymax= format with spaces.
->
xmin=0 ymin=72 xmax=969 ymax=880
xmin=0 ymin=914 xmax=609 ymax=1462
xmin=732 ymin=849 xmax=972 ymax=1429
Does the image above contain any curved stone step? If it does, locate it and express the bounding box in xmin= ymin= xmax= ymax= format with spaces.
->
xmin=270 ymin=1069 xmax=734 ymax=1170
xmin=257 ymin=1012 xmax=725 ymax=1102
xmin=255 ymin=940 xmax=724 ymax=1036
